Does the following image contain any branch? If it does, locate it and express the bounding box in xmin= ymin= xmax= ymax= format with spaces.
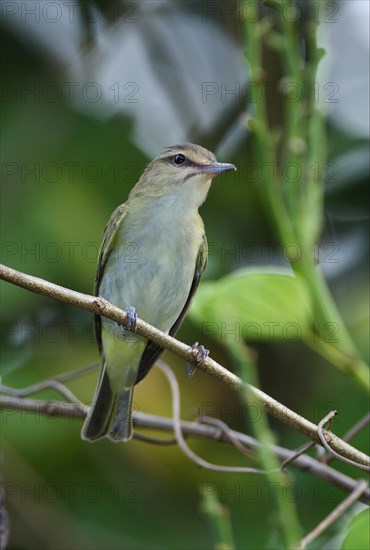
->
xmin=1 ymin=395 xmax=369 ymax=505
xmin=300 ymin=479 xmax=369 ymax=548
xmin=1 ymin=263 xmax=369 ymax=469
xmin=157 ymin=360 xmax=270 ymax=474
xmin=318 ymin=412 xmax=370 ymax=472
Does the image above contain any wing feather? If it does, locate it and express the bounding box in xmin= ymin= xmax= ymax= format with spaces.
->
xmin=94 ymin=204 xmax=127 ymax=351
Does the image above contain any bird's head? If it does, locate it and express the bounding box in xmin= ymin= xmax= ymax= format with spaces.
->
xmin=129 ymin=143 xmax=236 ymax=210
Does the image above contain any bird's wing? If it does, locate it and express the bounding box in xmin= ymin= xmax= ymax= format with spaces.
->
xmin=94 ymin=203 xmax=127 ymax=351
xmin=135 ymin=233 xmax=208 ymax=384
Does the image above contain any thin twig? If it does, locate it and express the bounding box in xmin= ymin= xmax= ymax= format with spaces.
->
xmin=0 ymin=395 xmax=86 ymax=418
xmin=53 ymin=363 xmax=99 ymax=383
xmin=156 ymin=360 xmax=271 ymax=474
xmin=325 ymin=412 xmax=370 ymax=465
xmin=281 ymin=442 xmax=316 ymax=472
xmin=197 ymin=416 xmax=255 ymax=460
xmin=1 ymin=264 xmax=369 ymax=469
xmin=1 ymin=394 xmax=369 ymax=504
xmin=300 ymin=479 xmax=369 ymax=548
xmin=318 ymin=412 xmax=370 ymax=472
xmin=133 ymin=433 xmax=178 ymax=445
xmin=342 ymin=413 xmax=370 ymax=443
xmin=0 ymin=382 xmax=81 ymax=405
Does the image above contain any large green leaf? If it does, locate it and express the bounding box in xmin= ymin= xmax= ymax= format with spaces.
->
xmin=189 ymin=268 xmax=312 ymax=343
xmin=341 ymin=509 xmax=370 ymax=550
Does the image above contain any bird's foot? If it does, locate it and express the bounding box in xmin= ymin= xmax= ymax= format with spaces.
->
xmin=120 ymin=306 xmax=138 ymax=335
xmin=188 ymin=342 xmax=209 ymax=376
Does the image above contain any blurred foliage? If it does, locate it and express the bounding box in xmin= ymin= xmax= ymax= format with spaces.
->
xmin=1 ymin=1 xmax=369 ymax=549
xmin=342 ymin=509 xmax=370 ymax=550
xmin=190 ymin=269 xmax=312 ymax=341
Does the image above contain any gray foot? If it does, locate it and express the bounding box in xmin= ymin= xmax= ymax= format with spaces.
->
xmin=191 ymin=342 xmax=209 ymax=368
xmin=120 ymin=306 xmax=137 ymax=335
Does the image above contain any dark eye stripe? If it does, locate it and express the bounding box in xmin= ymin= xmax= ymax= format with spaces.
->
xmin=162 ymin=155 xmax=203 ymax=170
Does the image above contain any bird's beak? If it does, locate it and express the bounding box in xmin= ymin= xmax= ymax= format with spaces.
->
xmin=200 ymin=162 xmax=237 ymax=176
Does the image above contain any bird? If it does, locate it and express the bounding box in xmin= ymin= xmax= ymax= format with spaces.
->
xmin=81 ymin=143 xmax=236 ymax=442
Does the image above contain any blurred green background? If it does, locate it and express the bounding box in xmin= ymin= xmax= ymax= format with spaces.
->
xmin=1 ymin=1 xmax=369 ymax=549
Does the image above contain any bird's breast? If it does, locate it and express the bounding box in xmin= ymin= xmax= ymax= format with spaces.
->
xmin=100 ymin=211 xmax=203 ymax=333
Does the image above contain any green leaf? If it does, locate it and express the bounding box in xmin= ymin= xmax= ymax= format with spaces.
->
xmin=341 ymin=509 xmax=369 ymax=550
xmin=190 ymin=268 xmax=312 ymax=343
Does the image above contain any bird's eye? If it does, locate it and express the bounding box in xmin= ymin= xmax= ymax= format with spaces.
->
xmin=173 ymin=154 xmax=186 ymax=165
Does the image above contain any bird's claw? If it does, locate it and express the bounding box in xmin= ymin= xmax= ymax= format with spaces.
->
xmin=120 ymin=306 xmax=137 ymax=335
xmin=190 ymin=342 xmax=209 ymax=369
xmin=186 ymin=364 xmax=196 ymax=378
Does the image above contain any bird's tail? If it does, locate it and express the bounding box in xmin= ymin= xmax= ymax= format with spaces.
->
xmin=81 ymin=362 xmax=133 ymax=442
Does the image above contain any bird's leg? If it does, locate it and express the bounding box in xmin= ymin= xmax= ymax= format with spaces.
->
xmin=120 ymin=306 xmax=138 ymax=335
xmin=186 ymin=363 xmax=196 ymax=378
xmin=188 ymin=341 xmax=209 ymax=376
